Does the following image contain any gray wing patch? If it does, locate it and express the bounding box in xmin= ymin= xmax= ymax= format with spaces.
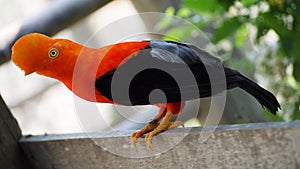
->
xmin=149 ymin=40 xmax=222 ymax=66
xmin=187 ymin=44 xmax=221 ymax=66
xmin=150 ymin=47 xmax=184 ymax=63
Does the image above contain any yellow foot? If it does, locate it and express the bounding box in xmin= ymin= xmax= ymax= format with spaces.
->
xmin=145 ymin=120 xmax=184 ymax=151
xmin=130 ymin=121 xmax=159 ymax=149
xmin=130 ymin=111 xmax=184 ymax=151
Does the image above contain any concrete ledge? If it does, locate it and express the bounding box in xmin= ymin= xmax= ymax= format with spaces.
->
xmin=20 ymin=121 xmax=300 ymax=169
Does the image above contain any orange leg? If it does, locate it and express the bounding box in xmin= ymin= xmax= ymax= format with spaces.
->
xmin=130 ymin=104 xmax=167 ymax=148
xmin=130 ymin=102 xmax=185 ymax=151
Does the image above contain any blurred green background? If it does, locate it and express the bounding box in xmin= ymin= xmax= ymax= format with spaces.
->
xmin=161 ymin=0 xmax=300 ymax=121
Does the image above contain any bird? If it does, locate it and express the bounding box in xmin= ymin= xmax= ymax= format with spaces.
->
xmin=12 ymin=33 xmax=280 ymax=151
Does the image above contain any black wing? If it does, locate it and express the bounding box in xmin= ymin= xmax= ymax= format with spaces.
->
xmin=95 ymin=40 xmax=234 ymax=106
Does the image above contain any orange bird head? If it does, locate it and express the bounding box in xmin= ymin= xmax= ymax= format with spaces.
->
xmin=12 ymin=33 xmax=83 ymax=77
xmin=11 ymin=33 xmax=113 ymax=103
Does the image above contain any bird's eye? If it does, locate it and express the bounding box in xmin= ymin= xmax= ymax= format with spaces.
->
xmin=48 ymin=48 xmax=59 ymax=59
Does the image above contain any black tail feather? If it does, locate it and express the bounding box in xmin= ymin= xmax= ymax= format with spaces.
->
xmin=230 ymin=71 xmax=281 ymax=114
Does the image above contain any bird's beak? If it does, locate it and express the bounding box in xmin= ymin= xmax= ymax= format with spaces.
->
xmin=24 ymin=70 xmax=34 ymax=76
xmin=21 ymin=67 xmax=35 ymax=76
xmin=12 ymin=60 xmax=35 ymax=76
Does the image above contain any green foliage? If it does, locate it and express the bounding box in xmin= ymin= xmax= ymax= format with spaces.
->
xmin=213 ymin=17 xmax=243 ymax=43
xmin=184 ymin=0 xmax=223 ymax=14
xmin=293 ymin=60 xmax=300 ymax=81
xmin=155 ymin=7 xmax=199 ymax=42
xmin=241 ymin=0 xmax=258 ymax=7
xmin=163 ymin=27 xmax=194 ymax=41
xmin=262 ymin=109 xmax=284 ymax=122
xmin=161 ymin=0 xmax=300 ymax=121
xmin=235 ymin=23 xmax=249 ymax=47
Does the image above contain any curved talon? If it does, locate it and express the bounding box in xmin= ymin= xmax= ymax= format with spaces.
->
xmin=143 ymin=114 xmax=183 ymax=151
xmin=130 ymin=132 xmax=139 ymax=148
xmin=169 ymin=121 xmax=184 ymax=128
xmin=130 ymin=103 xmax=185 ymax=151
xmin=145 ymin=133 xmax=154 ymax=151
xmin=130 ymin=122 xmax=159 ymax=149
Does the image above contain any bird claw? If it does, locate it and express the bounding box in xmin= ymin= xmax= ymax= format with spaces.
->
xmin=144 ymin=120 xmax=183 ymax=151
xmin=130 ymin=132 xmax=139 ymax=149
xmin=169 ymin=121 xmax=185 ymax=128
xmin=145 ymin=133 xmax=154 ymax=151
xmin=131 ymin=119 xmax=184 ymax=151
xmin=130 ymin=121 xmax=159 ymax=150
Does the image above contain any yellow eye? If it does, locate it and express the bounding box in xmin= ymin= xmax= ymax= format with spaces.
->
xmin=48 ymin=48 xmax=59 ymax=59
